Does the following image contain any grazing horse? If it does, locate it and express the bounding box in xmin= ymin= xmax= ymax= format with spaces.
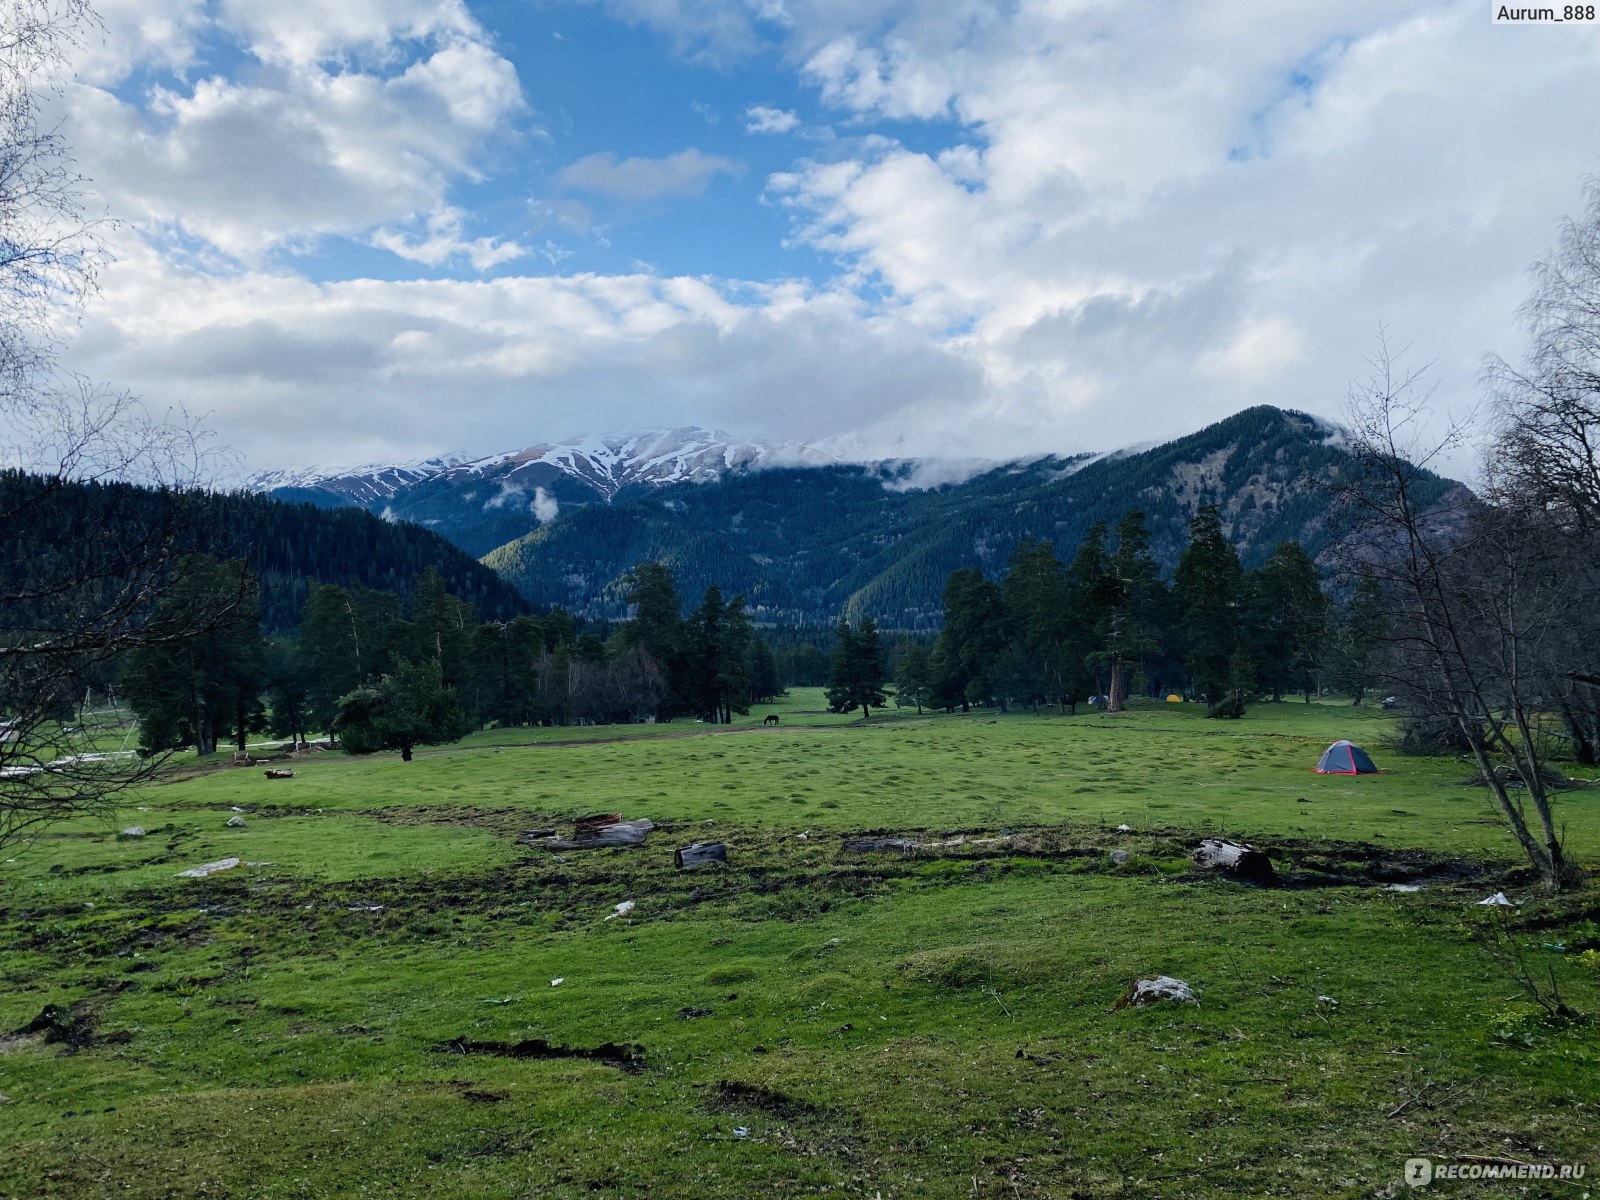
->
xmin=763 ymin=714 xmax=780 ymax=726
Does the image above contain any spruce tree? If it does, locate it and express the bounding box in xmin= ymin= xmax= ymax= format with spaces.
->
xmin=827 ymin=617 xmax=887 ymax=718
xmin=1172 ymin=504 xmax=1242 ymax=701
xmin=333 ymin=659 xmax=471 ymax=762
xmin=893 ymin=641 xmax=932 ymax=713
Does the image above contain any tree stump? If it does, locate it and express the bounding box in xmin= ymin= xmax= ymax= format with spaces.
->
xmin=675 ymin=841 xmax=727 ymax=870
xmin=1191 ymin=838 xmax=1277 ymax=885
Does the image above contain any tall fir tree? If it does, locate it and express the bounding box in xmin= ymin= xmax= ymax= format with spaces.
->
xmin=121 ymin=557 xmax=266 ymax=755
xmin=826 ymin=617 xmax=887 ymax=719
xmin=1172 ymin=504 xmax=1243 ymax=701
xmin=893 ymin=640 xmax=932 ymax=714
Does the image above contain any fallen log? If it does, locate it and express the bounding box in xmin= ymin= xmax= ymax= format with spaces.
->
xmin=675 ymin=841 xmax=727 ymax=870
xmin=546 ymin=818 xmax=655 ymax=851
xmin=574 ymin=812 xmax=624 ymax=836
xmin=1191 ymin=838 xmax=1277 ymax=885
xmin=264 ymin=768 xmax=294 ymax=780
xmin=841 ymin=837 xmax=921 ymax=854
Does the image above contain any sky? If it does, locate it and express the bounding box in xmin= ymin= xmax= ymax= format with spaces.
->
xmin=40 ymin=0 xmax=1600 ymax=475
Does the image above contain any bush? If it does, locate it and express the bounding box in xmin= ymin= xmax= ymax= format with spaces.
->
xmin=1207 ymin=688 xmax=1247 ymax=719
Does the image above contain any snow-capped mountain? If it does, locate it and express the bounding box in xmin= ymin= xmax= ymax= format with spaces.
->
xmin=248 ymin=427 xmax=844 ymax=506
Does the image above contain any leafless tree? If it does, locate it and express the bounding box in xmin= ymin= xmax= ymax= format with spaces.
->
xmin=1337 ymin=330 xmax=1580 ymax=889
xmin=1481 ymin=177 xmax=1600 ymax=765
xmin=1483 ymin=177 xmax=1600 ymax=531
xmin=0 ymin=1 xmax=230 ymax=852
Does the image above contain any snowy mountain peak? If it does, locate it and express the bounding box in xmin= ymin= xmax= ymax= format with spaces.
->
xmin=249 ymin=427 xmax=845 ymax=505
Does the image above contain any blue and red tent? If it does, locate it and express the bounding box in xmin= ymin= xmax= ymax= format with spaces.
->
xmin=1315 ymin=740 xmax=1379 ymax=775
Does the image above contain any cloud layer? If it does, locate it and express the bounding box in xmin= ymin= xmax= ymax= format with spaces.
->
xmin=45 ymin=0 xmax=1600 ymax=475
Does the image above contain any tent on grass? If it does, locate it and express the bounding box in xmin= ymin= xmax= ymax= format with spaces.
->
xmin=1315 ymin=740 xmax=1379 ymax=775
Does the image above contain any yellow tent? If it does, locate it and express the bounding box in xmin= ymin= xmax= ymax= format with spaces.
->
xmin=1165 ymin=694 xmax=1182 ymax=703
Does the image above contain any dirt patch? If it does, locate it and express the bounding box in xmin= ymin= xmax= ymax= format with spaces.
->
xmin=710 ymin=1079 xmax=819 ymax=1121
xmin=12 ymin=996 xmax=132 ymax=1052
xmin=1256 ymin=836 xmax=1495 ymax=887
xmin=432 ymin=1036 xmax=645 ymax=1071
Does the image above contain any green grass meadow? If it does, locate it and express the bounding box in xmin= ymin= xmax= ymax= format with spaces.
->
xmin=3 ymin=692 xmax=1598 ymax=1198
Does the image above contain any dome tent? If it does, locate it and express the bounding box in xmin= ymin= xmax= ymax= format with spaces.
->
xmin=1315 ymin=740 xmax=1379 ymax=775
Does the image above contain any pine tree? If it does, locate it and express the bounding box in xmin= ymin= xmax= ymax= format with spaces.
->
xmin=121 ymin=557 xmax=266 ymax=755
xmin=1244 ymin=541 xmax=1328 ymax=701
xmin=1096 ymin=511 xmax=1163 ymax=712
xmin=1172 ymin=504 xmax=1242 ymax=701
xmin=893 ymin=641 xmax=932 ymax=713
xmin=1003 ymin=539 xmax=1073 ymax=710
xmin=747 ymin=637 xmax=783 ymax=703
xmin=827 ymin=617 xmax=887 ymax=719
xmin=333 ymin=659 xmax=470 ymax=762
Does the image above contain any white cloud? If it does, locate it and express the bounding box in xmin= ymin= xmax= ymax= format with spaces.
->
xmin=48 ymin=0 xmax=1600 ymax=478
xmin=1197 ymin=316 xmax=1307 ymax=383
xmin=556 ymin=148 xmax=743 ymax=199
xmin=745 ymin=104 xmax=799 ymax=133
xmin=532 ymin=486 xmax=559 ymax=522
xmin=372 ymin=208 xmax=527 ymax=271
xmin=65 ymin=5 xmax=525 ymax=262
xmin=62 ymin=250 xmax=983 ymax=473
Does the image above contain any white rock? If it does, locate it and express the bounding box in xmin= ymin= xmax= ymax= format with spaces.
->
xmin=226 ymin=815 xmax=246 ymax=828
xmin=1128 ymin=976 xmax=1199 ymax=1006
xmin=1384 ymin=883 xmax=1422 ymax=893
xmin=1117 ymin=824 xmax=1133 ymax=832
xmin=176 ymin=857 xmax=241 ymax=879
xmin=118 ymin=826 xmax=146 ymax=839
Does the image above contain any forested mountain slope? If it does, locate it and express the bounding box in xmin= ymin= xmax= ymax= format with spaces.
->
xmin=0 ymin=473 xmax=529 ymax=632
xmin=481 ymin=406 xmax=1455 ymax=627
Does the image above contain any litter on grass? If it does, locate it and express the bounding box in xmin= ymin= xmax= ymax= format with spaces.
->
xmin=1478 ymin=892 xmax=1517 ymax=907
xmin=604 ymin=901 xmax=635 ymax=921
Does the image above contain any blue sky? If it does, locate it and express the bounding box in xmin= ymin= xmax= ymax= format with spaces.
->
xmin=44 ymin=0 xmax=1600 ymax=473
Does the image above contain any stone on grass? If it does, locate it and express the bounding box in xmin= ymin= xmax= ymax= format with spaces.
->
xmin=117 ymin=827 xmax=145 ymax=840
xmin=1109 ymin=849 xmax=1130 ymax=866
xmin=1114 ymin=975 xmax=1200 ymax=1009
xmin=226 ymin=815 xmax=246 ymax=828
xmin=176 ymin=857 xmax=241 ymax=879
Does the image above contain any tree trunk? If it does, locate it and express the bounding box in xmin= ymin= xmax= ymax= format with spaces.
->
xmin=544 ymin=818 xmax=655 ymax=850
xmin=675 ymin=841 xmax=727 ymax=870
xmin=1191 ymin=838 xmax=1277 ymax=886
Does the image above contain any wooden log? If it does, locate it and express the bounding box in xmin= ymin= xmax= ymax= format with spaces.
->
xmin=264 ymin=768 xmax=294 ymax=779
xmin=1191 ymin=838 xmax=1277 ymax=885
xmin=546 ymin=818 xmax=654 ymax=851
xmin=841 ymin=837 xmax=921 ymax=854
xmin=675 ymin=841 xmax=727 ymax=870
xmin=574 ymin=812 xmax=624 ymax=836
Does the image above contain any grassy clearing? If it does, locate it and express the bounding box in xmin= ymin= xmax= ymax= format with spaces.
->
xmin=2 ymin=694 xmax=1598 ymax=1198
